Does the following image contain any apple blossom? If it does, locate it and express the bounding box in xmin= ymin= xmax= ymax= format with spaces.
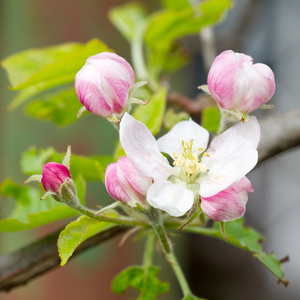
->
xmin=207 ymin=50 xmax=275 ymax=114
xmin=119 ymin=113 xmax=260 ymax=220
xmin=105 ymin=156 xmax=152 ymax=205
xmin=75 ymin=52 xmax=135 ymax=118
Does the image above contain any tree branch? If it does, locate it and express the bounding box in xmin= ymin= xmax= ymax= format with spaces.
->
xmin=0 ymin=226 xmax=128 ymax=292
xmin=1 ymin=109 xmax=300 ymax=293
xmin=258 ymin=109 xmax=300 ymax=163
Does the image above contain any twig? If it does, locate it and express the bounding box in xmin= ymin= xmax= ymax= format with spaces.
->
xmin=0 ymin=226 xmax=128 ymax=292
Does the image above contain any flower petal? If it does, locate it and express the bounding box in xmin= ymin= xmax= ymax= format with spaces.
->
xmin=157 ymin=119 xmax=209 ymax=158
xmin=147 ymin=180 xmax=194 ymax=217
xmin=120 ymin=113 xmax=174 ymax=181
xmin=198 ymin=116 xmax=260 ymax=197
xmin=117 ymin=156 xmax=152 ymax=196
xmin=105 ymin=162 xmax=131 ymax=203
xmin=201 ymin=177 xmax=254 ymax=221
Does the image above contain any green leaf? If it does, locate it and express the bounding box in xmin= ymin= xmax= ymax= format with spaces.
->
xmin=182 ymin=295 xmax=207 ymax=300
xmin=164 ymin=108 xmax=190 ymax=131
xmin=0 ymin=176 xmax=85 ymax=232
xmin=20 ymin=147 xmax=113 ymax=182
xmin=8 ymin=39 xmax=110 ymax=91
xmin=180 ymin=218 xmax=287 ymax=285
xmin=111 ymin=265 xmax=169 ymax=299
xmin=146 ymin=0 xmax=231 ymax=52
xmin=109 ymin=2 xmax=147 ymax=42
xmin=133 ymin=87 xmax=167 ymax=135
xmin=1 ymin=42 xmax=82 ymax=88
xmin=58 ymin=214 xmax=118 ymax=266
xmin=162 ymin=0 xmax=191 ymax=10
xmin=25 ymin=87 xmax=82 ymax=126
xmin=201 ymin=107 xmax=220 ymax=132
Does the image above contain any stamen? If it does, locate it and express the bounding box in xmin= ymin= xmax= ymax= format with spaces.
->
xmin=204 ymin=152 xmax=210 ymax=157
xmin=198 ymin=148 xmax=204 ymax=152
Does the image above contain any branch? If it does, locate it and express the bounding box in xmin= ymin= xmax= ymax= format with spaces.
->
xmin=1 ymin=110 xmax=300 ymax=293
xmin=258 ymin=109 xmax=300 ymax=163
xmin=0 ymin=226 xmax=128 ymax=292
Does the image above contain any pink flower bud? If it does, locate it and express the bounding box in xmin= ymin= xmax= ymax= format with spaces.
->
xmin=207 ymin=50 xmax=275 ymax=113
xmin=75 ymin=52 xmax=135 ymax=117
xmin=105 ymin=156 xmax=152 ymax=204
xmin=41 ymin=162 xmax=72 ymax=194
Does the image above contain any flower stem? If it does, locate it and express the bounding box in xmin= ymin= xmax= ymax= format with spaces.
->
xmin=166 ymin=251 xmax=193 ymax=297
xmin=70 ymin=200 xmax=147 ymax=227
xmin=147 ymin=206 xmax=171 ymax=254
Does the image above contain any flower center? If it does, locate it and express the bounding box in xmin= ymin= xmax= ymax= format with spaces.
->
xmin=173 ymin=140 xmax=208 ymax=176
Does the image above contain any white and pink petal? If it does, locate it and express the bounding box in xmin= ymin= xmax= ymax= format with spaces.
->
xmin=147 ymin=180 xmax=194 ymax=217
xmin=201 ymin=177 xmax=253 ymax=222
xmin=157 ymin=119 xmax=209 ymax=158
xmin=198 ymin=116 xmax=260 ymax=198
xmin=120 ymin=113 xmax=174 ymax=182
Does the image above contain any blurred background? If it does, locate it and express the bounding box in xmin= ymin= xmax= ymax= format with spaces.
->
xmin=0 ymin=0 xmax=300 ymax=299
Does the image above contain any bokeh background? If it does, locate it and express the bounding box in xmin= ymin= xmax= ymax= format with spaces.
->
xmin=0 ymin=0 xmax=300 ymax=299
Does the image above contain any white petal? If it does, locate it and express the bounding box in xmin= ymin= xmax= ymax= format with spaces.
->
xmin=147 ymin=180 xmax=194 ymax=217
xmin=198 ymin=116 xmax=260 ymax=197
xmin=157 ymin=119 xmax=209 ymax=158
xmin=120 ymin=113 xmax=174 ymax=181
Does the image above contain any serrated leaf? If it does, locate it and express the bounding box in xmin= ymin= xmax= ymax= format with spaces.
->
xmin=180 ymin=218 xmax=287 ymax=284
xmin=9 ymin=39 xmax=110 ymax=91
xmin=109 ymin=2 xmax=147 ymax=42
xmin=133 ymin=87 xmax=167 ymax=135
xmin=162 ymin=0 xmax=191 ymax=10
xmin=146 ymin=0 xmax=231 ymax=52
xmin=201 ymin=107 xmax=220 ymax=132
xmin=58 ymin=214 xmax=118 ymax=266
xmin=164 ymin=108 xmax=190 ymax=131
xmin=0 ymin=176 xmax=85 ymax=232
xmin=1 ymin=42 xmax=82 ymax=88
xmin=182 ymin=295 xmax=207 ymax=300
xmin=20 ymin=147 xmax=113 ymax=181
xmin=111 ymin=265 xmax=169 ymax=299
xmin=25 ymin=87 xmax=82 ymax=126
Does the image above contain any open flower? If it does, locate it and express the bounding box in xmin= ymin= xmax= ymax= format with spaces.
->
xmin=207 ymin=50 xmax=275 ymax=114
xmin=119 ymin=113 xmax=260 ymax=220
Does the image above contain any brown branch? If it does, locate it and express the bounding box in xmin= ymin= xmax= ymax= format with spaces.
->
xmin=167 ymin=91 xmax=217 ymax=115
xmin=0 ymin=109 xmax=300 ymax=293
xmin=258 ymin=109 xmax=300 ymax=163
xmin=0 ymin=226 xmax=128 ymax=292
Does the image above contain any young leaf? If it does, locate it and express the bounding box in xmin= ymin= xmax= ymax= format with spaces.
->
xmin=179 ymin=218 xmax=287 ymax=285
xmin=201 ymin=107 xmax=221 ymax=132
xmin=25 ymin=87 xmax=82 ymax=126
xmin=111 ymin=265 xmax=169 ymax=299
xmin=9 ymin=39 xmax=110 ymax=91
xmin=145 ymin=0 xmax=231 ymax=52
xmin=182 ymin=295 xmax=207 ymax=300
xmin=1 ymin=42 xmax=82 ymax=88
xmin=109 ymin=2 xmax=147 ymax=42
xmin=20 ymin=147 xmax=113 ymax=181
xmin=132 ymin=87 xmax=167 ymax=135
xmin=58 ymin=214 xmax=118 ymax=266
xmin=0 ymin=176 xmax=85 ymax=232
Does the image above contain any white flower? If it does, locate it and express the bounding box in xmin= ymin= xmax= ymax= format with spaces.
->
xmin=119 ymin=113 xmax=260 ymax=219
